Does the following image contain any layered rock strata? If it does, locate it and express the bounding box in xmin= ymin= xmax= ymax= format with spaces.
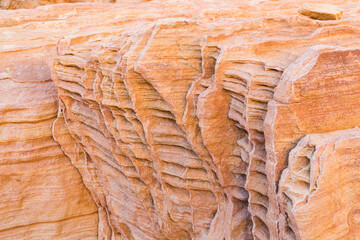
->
xmin=279 ymin=128 xmax=360 ymax=240
xmin=50 ymin=1 xmax=360 ymax=239
xmin=0 ymin=0 xmax=146 ymax=9
xmin=0 ymin=2 xmax=227 ymax=239
xmin=2 ymin=0 xmax=360 ymax=239
xmin=0 ymin=0 xmax=106 ymax=9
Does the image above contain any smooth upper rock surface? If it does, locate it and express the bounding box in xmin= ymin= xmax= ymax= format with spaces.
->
xmin=0 ymin=0 xmax=103 ymax=9
xmin=0 ymin=0 xmax=151 ymax=9
xmin=1 ymin=0 xmax=360 ymax=239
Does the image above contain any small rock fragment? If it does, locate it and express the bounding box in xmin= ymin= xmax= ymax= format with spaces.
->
xmin=299 ymin=3 xmax=343 ymax=20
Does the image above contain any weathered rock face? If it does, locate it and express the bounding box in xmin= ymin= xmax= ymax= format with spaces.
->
xmin=0 ymin=0 xmax=191 ymax=9
xmin=0 ymin=0 xmax=105 ymax=9
xmin=0 ymin=4 xmax=119 ymax=239
xmin=278 ymin=128 xmax=360 ymax=240
xmin=2 ymin=0 xmax=360 ymax=239
xmin=0 ymin=0 xmax=149 ymax=9
xmin=0 ymin=78 xmax=99 ymax=240
xmin=0 ymin=2 xmax=213 ymax=239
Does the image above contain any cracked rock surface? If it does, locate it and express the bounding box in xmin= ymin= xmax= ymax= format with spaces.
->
xmin=1 ymin=0 xmax=360 ymax=239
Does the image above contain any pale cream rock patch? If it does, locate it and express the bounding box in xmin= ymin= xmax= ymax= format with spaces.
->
xmin=299 ymin=3 xmax=343 ymax=20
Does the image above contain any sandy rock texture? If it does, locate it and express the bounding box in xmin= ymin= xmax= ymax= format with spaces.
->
xmin=0 ymin=0 xmax=196 ymax=10
xmin=2 ymin=0 xmax=360 ymax=239
xmin=0 ymin=2 xmax=214 ymax=239
xmin=279 ymin=128 xmax=360 ymax=240
xmin=298 ymin=3 xmax=343 ymax=20
xmin=0 ymin=4 xmax=107 ymax=240
xmin=0 ymin=0 xmax=106 ymax=9
xmin=0 ymin=0 xmax=150 ymax=9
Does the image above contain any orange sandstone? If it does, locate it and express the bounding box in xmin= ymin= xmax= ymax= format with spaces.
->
xmin=1 ymin=1 xmax=360 ymax=239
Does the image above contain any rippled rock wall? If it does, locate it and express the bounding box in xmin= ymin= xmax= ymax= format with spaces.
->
xmin=1 ymin=0 xmax=360 ymax=239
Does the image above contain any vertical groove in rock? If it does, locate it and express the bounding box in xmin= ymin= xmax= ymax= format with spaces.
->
xmin=222 ymin=59 xmax=282 ymax=240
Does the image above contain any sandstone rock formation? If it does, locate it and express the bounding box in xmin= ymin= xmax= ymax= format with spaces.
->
xmin=0 ymin=2 xmax=211 ymax=239
xmin=0 ymin=0 xmax=191 ymax=9
xmin=1 ymin=0 xmax=360 ymax=239
xmin=279 ymin=128 xmax=360 ymax=240
xmin=0 ymin=0 xmax=105 ymax=9
xmin=0 ymin=0 xmax=149 ymax=9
